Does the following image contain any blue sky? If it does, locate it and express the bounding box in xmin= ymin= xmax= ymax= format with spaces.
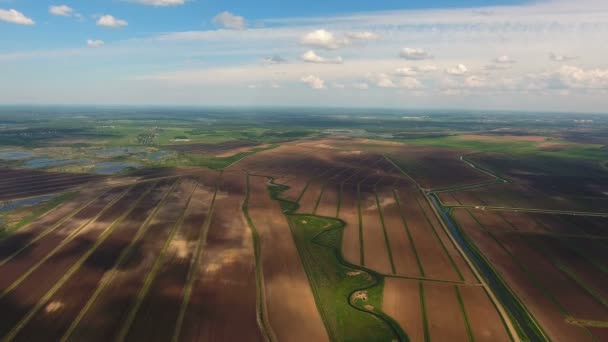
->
xmin=1 ymin=0 xmax=608 ymax=112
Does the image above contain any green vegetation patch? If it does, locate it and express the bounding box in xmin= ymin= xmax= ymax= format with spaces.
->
xmin=266 ymin=181 xmax=406 ymax=342
xmin=154 ymin=144 xmax=278 ymax=170
xmin=287 ymin=214 xmax=406 ymax=342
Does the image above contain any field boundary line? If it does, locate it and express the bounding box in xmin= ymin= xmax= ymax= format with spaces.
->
xmin=374 ymin=189 xmax=396 ymax=274
xmin=0 ymin=186 xmax=133 ymax=300
xmin=356 ymin=183 xmax=365 ymax=265
xmin=0 ymin=189 xmax=110 ymax=266
xmin=1 ymin=183 xmax=157 ymax=342
xmin=383 ymin=274 xmax=475 ymax=285
xmin=464 ymin=209 xmax=596 ymax=340
xmin=312 ymin=182 xmax=326 ymax=215
xmin=500 ymin=213 xmax=608 ymax=310
xmin=60 ymin=180 xmax=179 ymax=342
xmin=171 ymin=174 xmax=221 ymax=342
xmin=336 ymin=182 xmax=343 ymax=217
xmin=386 ymin=156 xmax=523 ymax=341
xmin=243 ymin=174 xmax=278 ymax=342
xmin=115 ymin=181 xmax=199 ymax=342
xmin=415 ymin=195 xmax=465 ymax=282
xmin=419 ymin=282 xmax=431 ymax=342
xmin=392 ymin=189 xmax=425 ymax=277
xmin=455 ymin=286 xmax=475 ymax=342
xmin=442 ymin=205 xmax=608 ymax=217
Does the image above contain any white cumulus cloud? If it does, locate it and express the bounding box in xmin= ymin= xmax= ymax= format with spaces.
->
xmin=494 ymin=55 xmax=516 ymax=64
xmin=129 ymin=0 xmax=187 ymax=6
xmin=446 ymin=64 xmax=469 ymax=76
xmin=0 ymin=9 xmax=35 ymax=25
xmin=301 ymin=29 xmax=349 ymax=50
xmin=97 ymin=15 xmax=128 ymax=28
xmin=556 ymin=65 xmax=608 ymax=89
xmin=346 ymin=31 xmax=380 ymax=40
xmin=301 ymin=75 xmax=326 ymax=89
xmin=549 ymin=52 xmax=577 ymax=62
xmin=49 ymin=5 xmax=74 ymax=17
xmin=212 ymin=11 xmax=246 ymax=30
xmin=399 ymin=77 xmax=423 ymax=89
xmin=87 ymin=39 xmax=105 ymax=48
xmin=395 ymin=67 xmax=418 ymax=77
xmin=263 ymin=55 xmax=287 ymax=64
xmin=301 ymin=50 xmax=343 ymax=64
xmin=399 ymin=48 xmax=432 ymax=60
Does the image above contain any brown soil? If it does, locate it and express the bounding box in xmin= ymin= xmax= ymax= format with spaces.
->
xmin=178 ymin=171 xmax=261 ymax=342
xmin=452 ymin=209 xmax=593 ymax=341
xmin=0 ymin=183 xmax=152 ymax=337
xmin=359 ymin=191 xmax=393 ymax=274
xmin=383 ymin=278 xmax=425 ymax=342
xmin=340 ymin=184 xmax=362 ymax=265
xmin=424 ymin=282 xmax=469 ymax=341
xmin=378 ymin=189 xmax=421 ymax=277
xmin=12 ymin=181 xmax=174 ymax=341
xmin=458 ymin=286 xmax=512 ymax=341
xmin=67 ymin=179 xmax=199 ymax=341
xmin=248 ymin=176 xmax=329 ymax=342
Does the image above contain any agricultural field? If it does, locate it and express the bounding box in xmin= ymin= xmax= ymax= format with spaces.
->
xmin=0 ymin=107 xmax=607 ymax=341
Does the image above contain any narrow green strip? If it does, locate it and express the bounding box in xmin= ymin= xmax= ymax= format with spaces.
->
xmin=336 ymin=183 xmax=343 ymax=218
xmin=357 ymin=183 xmax=365 ymax=266
xmin=0 ymin=189 xmax=110 ymax=267
xmin=172 ymin=175 xmax=221 ymax=342
xmin=3 ymin=183 xmax=156 ymax=341
xmin=374 ymin=190 xmax=396 ymax=274
xmin=115 ymin=183 xmax=199 ymax=342
xmin=415 ymin=195 xmax=464 ymax=281
xmin=243 ymin=175 xmax=276 ymax=342
xmin=419 ymin=282 xmax=431 ymax=342
xmin=455 ymin=286 xmax=475 ymax=342
xmin=313 ymin=182 xmax=326 ymax=215
xmin=392 ymin=189 xmax=425 ymax=277
xmin=61 ymin=181 xmax=179 ymax=342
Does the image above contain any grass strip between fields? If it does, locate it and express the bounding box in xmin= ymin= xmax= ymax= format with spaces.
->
xmin=419 ymin=282 xmax=431 ymax=342
xmin=392 ymin=189 xmax=425 ymax=277
xmin=455 ymin=286 xmax=475 ymax=342
xmin=0 ymin=186 xmax=133 ymax=300
xmin=115 ymin=182 xmax=199 ymax=342
xmin=374 ymin=190 xmax=396 ymax=274
xmin=1 ymin=183 xmax=157 ymax=342
xmin=313 ymin=182 xmax=326 ymax=215
xmin=464 ymin=209 xmax=599 ymax=340
xmin=499 ymin=213 xmax=608 ymax=311
xmin=415 ymin=196 xmax=464 ymax=282
xmin=336 ymin=183 xmax=343 ymax=218
xmin=356 ymin=183 xmax=365 ymax=266
xmin=243 ymin=175 xmax=278 ymax=342
xmin=60 ymin=180 xmax=179 ymax=342
xmin=446 ymin=209 xmax=544 ymax=341
xmin=0 ymin=190 xmax=110 ymax=267
xmin=268 ymin=179 xmax=408 ymax=342
xmin=172 ymin=175 xmax=220 ymax=342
